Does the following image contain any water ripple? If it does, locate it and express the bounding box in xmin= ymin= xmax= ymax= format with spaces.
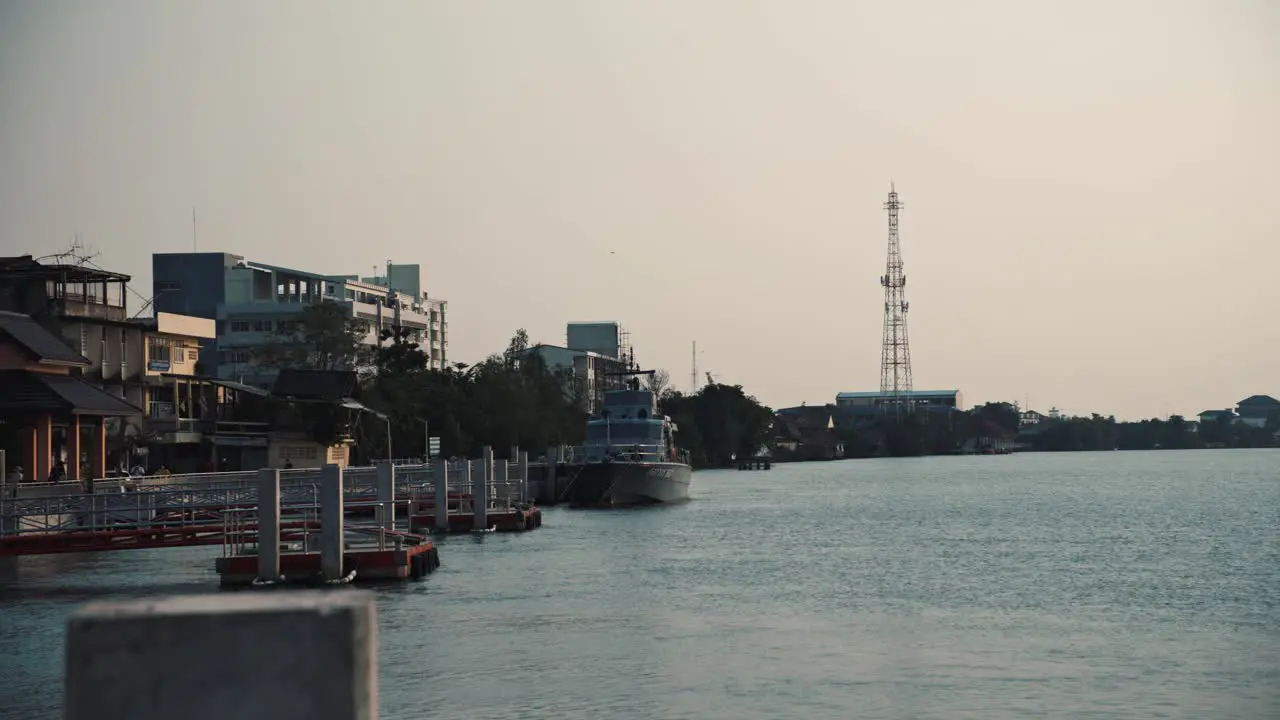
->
xmin=1 ymin=450 xmax=1278 ymax=719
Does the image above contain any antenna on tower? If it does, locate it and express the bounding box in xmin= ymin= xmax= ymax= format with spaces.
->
xmin=878 ymin=182 xmax=914 ymax=418
xmin=690 ymin=341 xmax=697 ymax=394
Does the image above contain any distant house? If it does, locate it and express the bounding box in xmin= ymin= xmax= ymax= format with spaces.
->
xmin=963 ymin=418 xmax=1016 ymax=453
xmin=773 ymin=404 xmax=844 ymax=461
xmin=1235 ymin=395 xmax=1279 ymax=429
xmin=1197 ymin=409 xmax=1236 ymax=425
xmin=268 ymin=368 xmax=374 ymax=469
xmin=1019 ymin=410 xmax=1048 ymax=427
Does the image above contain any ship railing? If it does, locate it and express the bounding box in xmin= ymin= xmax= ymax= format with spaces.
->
xmin=572 ymin=443 xmax=685 ymax=464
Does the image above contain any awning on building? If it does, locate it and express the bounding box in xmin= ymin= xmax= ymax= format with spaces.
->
xmin=204 ymin=377 xmax=271 ymax=397
xmin=339 ymin=397 xmax=385 ymax=420
xmin=0 ymin=370 xmax=142 ymax=416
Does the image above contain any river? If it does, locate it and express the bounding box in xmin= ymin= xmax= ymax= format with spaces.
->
xmin=1 ymin=449 xmax=1277 ymax=719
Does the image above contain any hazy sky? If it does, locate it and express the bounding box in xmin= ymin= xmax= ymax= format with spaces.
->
xmin=1 ymin=0 xmax=1276 ymax=420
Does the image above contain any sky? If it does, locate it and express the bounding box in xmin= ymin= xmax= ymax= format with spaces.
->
xmin=0 ymin=0 xmax=1276 ymax=420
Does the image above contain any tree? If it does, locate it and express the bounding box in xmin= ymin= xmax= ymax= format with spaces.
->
xmin=504 ymin=328 xmax=530 ymax=366
xmin=644 ymin=368 xmax=671 ymax=397
xmin=354 ymin=328 xmax=586 ymax=461
xmin=971 ymin=402 xmax=1020 ymax=435
xmin=375 ymin=325 xmax=428 ymax=376
xmin=660 ymin=383 xmax=773 ymax=467
xmin=255 ymin=300 xmax=369 ymax=371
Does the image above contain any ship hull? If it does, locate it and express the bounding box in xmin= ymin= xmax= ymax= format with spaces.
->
xmin=565 ymin=461 xmax=692 ymax=507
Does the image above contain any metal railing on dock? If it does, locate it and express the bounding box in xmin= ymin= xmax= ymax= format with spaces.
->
xmin=0 ymin=446 xmax=542 ymax=553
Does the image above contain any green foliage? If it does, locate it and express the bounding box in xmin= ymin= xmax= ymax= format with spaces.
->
xmin=793 ymin=404 xmax=1279 ymax=461
xmin=356 ymin=329 xmax=587 ymax=460
xmin=255 ymin=300 xmax=370 ymax=371
xmin=970 ymin=402 xmax=1020 ymax=434
xmin=375 ymin=325 xmax=429 ymax=376
xmin=660 ymin=384 xmax=773 ymax=467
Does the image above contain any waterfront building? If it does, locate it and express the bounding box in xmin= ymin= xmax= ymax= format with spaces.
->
xmin=1197 ymin=408 xmax=1236 ymax=425
xmin=0 ymin=310 xmax=138 ymax=483
xmin=151 ymin=253 xmax=448 ymax=388
xmin=1234 ymin=395 xmax=1279 ymax=429
xmin=525 ymin=321 xmax=632 ymax=415
xmin=0 ymin=255 xmax=270 ymax=472
xmin=835 ymin=389 xmax=963 ymax=415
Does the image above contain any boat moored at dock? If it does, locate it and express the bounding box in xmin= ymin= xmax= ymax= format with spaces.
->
xmin=563 ymin=371 xmax=692 ymax=507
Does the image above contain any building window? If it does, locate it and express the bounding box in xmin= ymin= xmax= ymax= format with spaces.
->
xmin=229 ymin=320 xmax=251 ymax=333
xmin=279 ymin=445 xmax=318 ymax=461
xmin=277 ymin=320 xmax=298 ymax=335
xmin=189 ymin=348 xmax=199 ymax=362
xmin=252 ymin=319 xmax=272 ymax=332
xmin=148 ymin=336 xmax=171 ymax=363
xmin=174 ymin=347 xmax=185 ymax=364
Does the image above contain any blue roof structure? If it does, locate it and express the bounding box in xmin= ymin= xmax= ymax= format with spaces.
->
xmin=836 ymin=390 xmax=959 ymax=399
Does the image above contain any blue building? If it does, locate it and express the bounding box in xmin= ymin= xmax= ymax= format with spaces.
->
xmin=152 ymin=253 xmax=448 ymax=387
xmin=835 ymin=390 xmax=963 ymax=416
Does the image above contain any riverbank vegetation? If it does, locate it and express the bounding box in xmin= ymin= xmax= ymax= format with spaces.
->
xmin=774 ymin=399 xmax=1279 ymax=461
xmin=256 ymin=301 xmax=774 ymax=467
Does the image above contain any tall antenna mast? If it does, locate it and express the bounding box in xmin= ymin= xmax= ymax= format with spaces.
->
xmin=878 ymin=182 xmax=913 ymax=417
xmin=192 ymin=209 xmax=198 ymax=251
xmin=691 ymin=340 xmax=697 ymax=393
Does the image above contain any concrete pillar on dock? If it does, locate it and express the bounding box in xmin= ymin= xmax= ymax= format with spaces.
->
xmin=65 ymin=591 xmax=377 ymax=720
xmin=257 ymin=468 xmax=281 ymax=582
xmin=66 ymin=417 xmax=82 ymax=482
xmin=475 ymin=448 xmax=491 ymax=531
xmin=320 ymin=464 xmax=344 ymax=581
xmin=542 ymin=445 xmax=557 ymax=503
xmin=431 ymin=458 xmax=448 ymax=532
xmin=375 ymin=462 xmax=395 ymax=531
xmin=486 ymin=458 xmax=501 ymax=504
xmin=517 ymin=451 xmax=529 ymax=504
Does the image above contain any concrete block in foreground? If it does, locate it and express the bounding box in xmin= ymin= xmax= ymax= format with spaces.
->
xmin=65 ymin=591 xmax=377 ymax=720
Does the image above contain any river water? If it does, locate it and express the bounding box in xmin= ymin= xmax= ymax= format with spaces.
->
xmin=1 ymin=450 xmax=1277 ymax=719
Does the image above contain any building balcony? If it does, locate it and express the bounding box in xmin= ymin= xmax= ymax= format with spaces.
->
xmin=148 ymin=400 xmax=176 ymax=419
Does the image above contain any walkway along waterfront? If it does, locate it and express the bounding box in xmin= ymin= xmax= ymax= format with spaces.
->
xmin=214 ymin=465 xmax=440 ymax=587
xmin=0 ymin=448 xmax=543 ymax=586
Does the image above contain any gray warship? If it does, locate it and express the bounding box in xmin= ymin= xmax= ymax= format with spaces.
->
xmin=564 ymin=371 xmax=692 ymax=507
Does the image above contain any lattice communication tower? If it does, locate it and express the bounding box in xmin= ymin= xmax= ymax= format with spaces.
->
xmin=878 ymin=183 xmax=913 ymax=415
